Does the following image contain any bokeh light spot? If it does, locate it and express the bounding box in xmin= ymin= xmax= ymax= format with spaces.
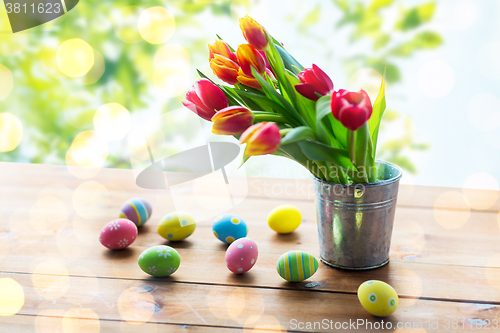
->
xmin=433 ymin=191 xmax=470 ymax=229
xmin=0 ymin=229 xmax=9 ymax=262
xmin=94 ymin=103 xmax=131 ymax=141
xmin=0 ymin=278 xmax=24 ymax=316
xmin=0 ymin=112 xmax=23 ymax=152
xmin=83 ymin=49 xmax=105 ymax=85
xmin=153 ymin=45 xmax=190 ymax=97
xmin=418 ymin=60 xmax=455 ymax=98
xmin=113 ymin=6 xmax=143 ymax=43
xmin=57 ymin=39 xmax=94 ymax=78
xmin=62 ymin=308 xmax=100 ymax=333
xmin=138 ymin=7 xmax=176 ymax=44
xmin=66 ymin=130 xmax=108 ymax=168
xmin=32 ymin=260 xmax=70 ymax=299
xmin=30 ymin=196 xmax=68 ymax=235
xmin=467 ymin=93 xmax=500 ymax=132
xmin=117 ymin=287 xmax=155 ymax=323
xmin=244 ymin=315 xmax=287 ymax=332
xmin=348 ymin=68 xmax=383 ymax=103
xmin=73 ymin=181 xmax=110 ymax=219
xmin=485 ymin=253 xmax=500 ymax=291
xmin=35 ymin=309 xmax=65 ymax=333
xmin=462 ymin=172 xmax=499 ymax=210
xmin=392 ymin=269 xmax=422 ymax=307
xmin=0 ymin=64 xmax=13 ymax=100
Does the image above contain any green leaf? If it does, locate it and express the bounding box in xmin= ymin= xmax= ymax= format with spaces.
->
xmin=388 ymin=31 xmax=443 ymax=57
xmin=275 ymin=44 xmax=304 ymax=73
xmin=369 ymin=0 xmax=395 ymax=10
xmin=369 ymin=70 xmax=386 ymax=159
xmin=299 ymin=5 xmax=321 ymax=30
xmin=396 ymin=2 xmax=436 ymax=31
xmin=373 ymin=33 xmax=390 ymax=50
xmin=297 ymin=140 xmax=352 ymax=168
xmin=281 ymin=126 xmax=316 ymax=145
xmin=251 ymin=68 xmax=304 ymax=126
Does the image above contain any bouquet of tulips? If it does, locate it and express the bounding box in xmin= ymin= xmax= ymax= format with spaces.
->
xmin=183 ymin=15 xmax=387 ymax=184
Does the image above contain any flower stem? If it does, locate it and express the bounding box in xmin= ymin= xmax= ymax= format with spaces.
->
xmin=254 ymin=114 xmax=288 ymax=123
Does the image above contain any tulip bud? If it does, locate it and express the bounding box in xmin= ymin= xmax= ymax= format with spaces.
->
xmin=211 ymin=106 xmax=255 ymax=135
xmin=210 ymin=54 xmax=240 ymax=85
xmin=236 ymin=44 xmax=266 ymax=78
xmin=208 ymin=40 xmax=237 ymax=63
xmin=331 ymin=89 xmax=372 ymax=131
xmin=182 ymin=79 xmax=228 ymax=121
xmin=295 ymin=64 xmax=334 ymax=101
xmin=239 ymin=122 xmax=281 ymax=158
xmin=239 ymin=15 xmax=269 ymax=51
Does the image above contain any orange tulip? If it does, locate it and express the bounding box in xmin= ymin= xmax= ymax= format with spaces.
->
xmin=210 ymin=54 xmax=240 ymax=85
xmin=239 ymin=122 xmax=281 ymax=158
xmin=236 ymin=44 xmax=266 ymax=78
xmin=211 ymin=106 xmax=255 ymax=135
xmin=239 ymin=15 xmax=269 ymax=51
xmin=208 ymin=40 xmax=237 ymax=63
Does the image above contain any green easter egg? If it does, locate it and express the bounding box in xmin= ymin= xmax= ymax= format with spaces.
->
xmin=138 ymin=245 xmax=180 ymax=277
xmin=276 ymin=250 xmax=318 ymax=282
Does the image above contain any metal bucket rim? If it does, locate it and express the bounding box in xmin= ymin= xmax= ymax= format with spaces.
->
xmin=312 ymin=160 xmax=402 ymax=188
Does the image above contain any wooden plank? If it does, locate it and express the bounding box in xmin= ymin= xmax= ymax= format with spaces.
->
xmin=0 ymin=314 xmax=244 ymax=333
xmin=0 ymin=162 xmax=498 ymax=212
xmin=2 ymin=231 xmax=500 ymax=304
xmin=2 ymin=272 xmax=499 ymax=333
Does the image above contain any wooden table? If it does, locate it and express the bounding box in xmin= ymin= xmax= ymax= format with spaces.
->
xmin=1 ymin=162 xmax=500 ymax=332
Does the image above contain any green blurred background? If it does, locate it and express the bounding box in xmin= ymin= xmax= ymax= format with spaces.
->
xmin=1 ymin=0 xmax=497 ymax=189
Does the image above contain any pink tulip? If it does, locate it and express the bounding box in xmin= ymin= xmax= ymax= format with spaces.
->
xmin=211 ymin=106 xmax=255 ymax=135
xmin=331 ymin=89 xmax=373 ymax=131
xmin=295 ymin=64 xmax=334 ymax=101
xmin=182 ymin=79 xmax=228 ymax=121
xmin=239 ymin=122 xmax=281 ymax=158
xmin=239 ymin=15 xmax=269 ymax=51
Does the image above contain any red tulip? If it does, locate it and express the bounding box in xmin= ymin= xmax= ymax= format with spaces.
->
xmin=239 ymin=15 xmax=269 ymax=51
xmin=239 ymin=122 xmax=281 ymax=158
xmin=236 ymin=44 xmax=266 ymax=78
xmin=211 ymin=106 xmax=255 ymax=135
xmin=182 ymin=79 xmax=228 ymax=121
xmin=331 ymin=89 xmax=372 ymax=131
xmin=295 ymin=64 xmax=334 ymax=101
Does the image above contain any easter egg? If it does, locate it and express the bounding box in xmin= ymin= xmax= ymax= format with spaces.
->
xmin=225 ymin=238 xmax=258 ymax=274
xmin=138 ymin=245 xmax=181 ymax=277
xmin=99 ymin=219 xmax=138 ymax=250
xmin=276 ymin=251 xmax=318 ymax=282
xmin=357 ymin=280 xmax=399 ymax=317
xmin=267 ymin=204 xmax=302 ymax=234
xmin=212 ymin=214 xmax=247 ymax=244
xmin=119 ymin=197 xmax=152 ymax=227
xmin=158 ymin=211 xmax=196 ymax=241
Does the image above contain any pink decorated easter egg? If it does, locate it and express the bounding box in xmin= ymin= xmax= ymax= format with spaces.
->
xmin=225 ymin=237 xmax=258 ymax=274
xmin=99 ymin=218 xmax=138 ymax=250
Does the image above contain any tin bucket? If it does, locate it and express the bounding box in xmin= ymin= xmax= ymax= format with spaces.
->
xmin=313 ymin=161 xmax=402 ymax=270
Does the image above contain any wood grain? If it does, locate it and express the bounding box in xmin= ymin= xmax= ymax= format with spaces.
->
xmin=1 ymin=162 xmax=500 ymax=332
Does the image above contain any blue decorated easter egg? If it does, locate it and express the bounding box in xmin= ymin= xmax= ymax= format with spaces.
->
xmin=119 ymin=197 xmax=152 ymax=227
xmin=276 ymin=251 xmax=318 ymax=282
xmin=212 ymin=214 xmax=248 ymax=244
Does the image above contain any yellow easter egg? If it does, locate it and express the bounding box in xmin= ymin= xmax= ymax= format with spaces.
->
xmin=267 ymin=204 xmax=302 ymax=234
xmin=157 ymin=211 xmax=196 ymax=241
xmin=357 ymin=280 xmax=399 ymax=317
